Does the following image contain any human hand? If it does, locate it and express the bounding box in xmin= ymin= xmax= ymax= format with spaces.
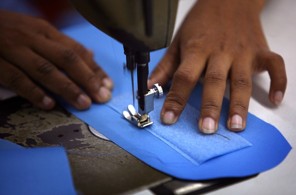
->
xmin=0 ymin=10 xmax=113 ymax=110
xmin=149 ymin=0 xmax=287 ymax=134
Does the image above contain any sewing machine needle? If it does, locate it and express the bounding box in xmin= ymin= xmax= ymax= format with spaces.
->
xmin=123 ymin=46 xmax=136 ymax=107
xmin=131 ymin=70 xmax=135 ymax=107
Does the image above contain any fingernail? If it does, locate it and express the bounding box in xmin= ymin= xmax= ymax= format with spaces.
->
xmin=98 ymin=86 xmax=111 ymax=102
xmin=102 ymin=78 xmax=113 ymax=89
xmin=77 ymin=94 xmax=91 ymax=108
xmin=42 ymin=96 xmax=54 ymax=108
xmin=274 ymin=91 xmax=283 ymax=106
xmin=230 ymin=114 xmax=243 ymax=130
xmin=201 ymin=117 xmax=216 ymax=134
xmin=162 ymin=111 xmax=177 ymax=124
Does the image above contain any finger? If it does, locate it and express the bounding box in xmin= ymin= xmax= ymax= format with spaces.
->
xmin=148 ymin=38 xmax=180 ymax=88
xmin=7 ymin=48 xmax=91 ymax=110
xmin=49 ymin=32 xmax=114 ymax=90
xmin=34 ymin=19 xmax=97 ymax=69
xmin=32 ymin=37 xmax=112 ymax=103
xmin=228 ymin=55 xmax=253 ymax=132
xmin=0 ymin=58 xmax=55 ymax=110
xmin=86 ymin=52 xmax=113 ymax=90
xmin=198 ymin=54 xmax=231 ymax=134
xmin=161 ymin=50 xmax=207 ymax=125
xmin=54 ymin=34 xmax=108 ymax=76
xmin=262 ymin=52 xmax=287 ymax=106
xmin=61 ymin=41 xmax=114 ymax=91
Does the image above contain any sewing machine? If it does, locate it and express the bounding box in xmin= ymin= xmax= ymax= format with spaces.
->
xmin=70 ymin=0 xmax=178 ymax=128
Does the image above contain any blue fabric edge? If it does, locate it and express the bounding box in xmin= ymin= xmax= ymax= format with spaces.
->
xmin=61 ymin=22 xmax=292 ymax=180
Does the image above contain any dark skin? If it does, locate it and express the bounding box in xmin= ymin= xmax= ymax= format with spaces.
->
xmin=0 ymin=10 xmax=113 ymax=110
xmin=0 ymin=0 xmax=287 ymax=134
xmin=148 ymin=0 xmax=287 ymax=133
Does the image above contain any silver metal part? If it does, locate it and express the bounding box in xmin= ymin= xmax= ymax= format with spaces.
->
xmin=151 ymin=83 xmax=163 ymax=98
xmin=138 ymin=83 xmax=164 ymax=115
xmin=88 ymin=126 xmax=110 ymax=141
xmin=123 ymin=105 xmax=153 ymax=128
xmin=123 ymin=83 xmax=163 ymax=128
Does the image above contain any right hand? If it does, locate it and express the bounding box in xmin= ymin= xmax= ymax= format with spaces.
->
xmin=0 ymin=10 xmax=113 ymax=110
xmin=148 ymin=0 xmax=287 ymax=134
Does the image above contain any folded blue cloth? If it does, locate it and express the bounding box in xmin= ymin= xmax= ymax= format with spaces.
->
xmin=108 ymin=93 xmax=252 ymax=165
xmin=0 ymin=139 xmax=76 ymax=195
xmin=62 ymin=23 xmax=291 ymax=180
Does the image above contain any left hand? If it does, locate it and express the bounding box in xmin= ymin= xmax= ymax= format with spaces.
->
xmin=0 ymin=10 xmax=113 ymax=110
xmin=148 ymin=0 xmax=287 ymax=134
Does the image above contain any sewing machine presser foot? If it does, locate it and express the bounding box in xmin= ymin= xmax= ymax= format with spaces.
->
xmin=123 ymin=105 xmax=153 ymax=128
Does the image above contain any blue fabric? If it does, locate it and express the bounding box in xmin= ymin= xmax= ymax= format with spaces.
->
xmin=61 ymin=23 xmax=292 ymax=180
xmin=108 ymin=93 xmax=251 ymax=165
xmin=0 ymin=139 xmax=76 ymax=195
xmin=0 ymin=138 xmax=23 ymax=150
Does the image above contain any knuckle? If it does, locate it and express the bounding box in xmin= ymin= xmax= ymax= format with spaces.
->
xmin=23 ymin=85 xmax=40 ymax=99
xmin=182 ymin=38 xmax=207 ymax=54
xmin=36 ymin=60 xmax=55 ymax=75
xmin=62 ymin=82 xmax=74 ymax=92
xmin=6 ymin=71 xmax=25 ymax=89
xmin=231 ymin=100 xmax=248 ymax=113
xmin=174 ymin=69 xmax=197 ymax=86
xmin=1 ymin=30 xmax=29 ymax=49
xmin=86 ymin=73 xmax=98 ymax=84
xmin=183 ymin=39 xmax=200 ymax=50
xmin=62 ymin=48 xmax=79 ymax=64
xmin=269 ymin=53 xmax=285 ymax=65
xmin=165 ymin=92 xmax=187 ymax=111
xmin=201 ymin=100 xmax=220 ymax=113
xmin=237 ymin=41 xmax=247 ymax=50
xmin=34 ymin=19 xmax=53 ymax=34
xmin=35 ymin=18 xmax=50 ymax=27
xmin=204 ymin=71 xmax=227 ymax=84
xmin=73 ymin=43 xmax=88 ymax=56
xmin=61 ymin=82 xmax=80 ymax=97
xmin=232 ymin=75 xmax=251 ymax=89
xmin=92 ymin=65 xmax=103 ymax=74
xmin=1 ymin=38 xmax=16 ymax=49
